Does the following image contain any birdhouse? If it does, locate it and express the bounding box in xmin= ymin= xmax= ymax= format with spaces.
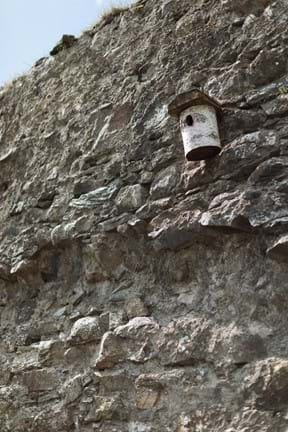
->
xmin=168 ymin=89 xmax=222 ymax=161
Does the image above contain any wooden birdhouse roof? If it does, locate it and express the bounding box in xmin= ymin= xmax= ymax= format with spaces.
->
xmin=168 ymin=88 xmax=222 ymax=118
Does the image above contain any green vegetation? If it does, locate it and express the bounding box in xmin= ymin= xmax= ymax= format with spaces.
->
xmin=83 ymin=1 xmax=145 ymax=35
xmin=101 ymin=5 xmax=130 ymax=24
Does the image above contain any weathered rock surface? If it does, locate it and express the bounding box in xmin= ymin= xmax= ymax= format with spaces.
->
xmin=1 ymin=0 xmax=288 ymax=431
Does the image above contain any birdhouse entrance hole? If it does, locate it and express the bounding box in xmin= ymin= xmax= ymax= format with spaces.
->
xmin=185 ymin=115 xmax=194 ymax=126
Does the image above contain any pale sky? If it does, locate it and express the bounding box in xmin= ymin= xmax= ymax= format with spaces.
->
xmin=0 ymin=0 xmax=133 ymax=86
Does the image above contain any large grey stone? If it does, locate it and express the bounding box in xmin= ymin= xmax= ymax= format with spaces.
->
xmin=69 ymin=180 xmax=120 ymax=209
xmin=68 ymin=316 xmax=105 ymax=345
xmin=150 ymin=165 xmax=180 ymax=199
xmin=115 ymin=184 xmax=148 ymax=211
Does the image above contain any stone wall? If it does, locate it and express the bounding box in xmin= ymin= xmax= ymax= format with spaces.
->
xmin=1 ymin=0 xmax=288 ymax=430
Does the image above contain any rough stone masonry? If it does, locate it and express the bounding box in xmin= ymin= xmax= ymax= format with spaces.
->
xmin=0 ymin=0 xmax=288 ymax=430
